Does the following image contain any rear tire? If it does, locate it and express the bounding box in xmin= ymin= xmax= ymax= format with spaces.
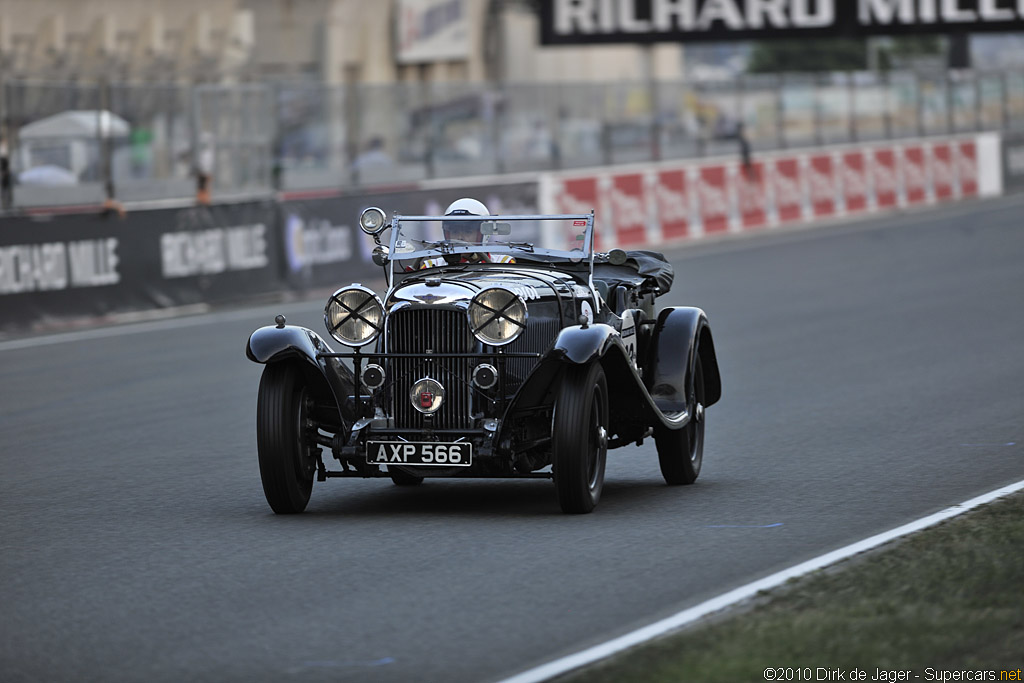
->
xmin=257 ymin=362 xmax=315 ymax=513
xmin=655 ymin=353 xmax=705 ymax=485
xmin=552 ymin=363 xmax=608 ymax=514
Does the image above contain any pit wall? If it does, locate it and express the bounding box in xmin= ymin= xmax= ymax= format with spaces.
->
xmin=539 ymin=133 xmax=1003 ymax=250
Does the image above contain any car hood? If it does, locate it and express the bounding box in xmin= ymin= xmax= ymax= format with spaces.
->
xmin=387 ymin=268 xmax=581 ymax=307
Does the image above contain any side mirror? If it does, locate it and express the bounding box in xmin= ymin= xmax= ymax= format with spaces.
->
xmin=359 ymin=207 xmax=388 ymax=235
xmin=372 ymin=245 xmax=389 ymax=267
xmin=608 ymin=248 xmax=628 ymax=266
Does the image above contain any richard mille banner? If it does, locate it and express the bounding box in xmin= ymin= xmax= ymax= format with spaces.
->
xmin=539 ymin=0 xmax=1024 ymax=44
xmin=0 ymin=201 xmax=283 ymax=334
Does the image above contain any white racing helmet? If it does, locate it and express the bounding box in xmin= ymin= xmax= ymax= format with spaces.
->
xmin=442 ymin=198 xmax=490 ymax=243
xmin=445 ymin=197 xmax=489 ymax=217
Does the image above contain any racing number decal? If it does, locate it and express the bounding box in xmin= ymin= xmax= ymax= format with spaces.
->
xmin=580 ymin=301 xmax=594 ymax=325
xmin=620 ymin=310 xmax=637 ymax=368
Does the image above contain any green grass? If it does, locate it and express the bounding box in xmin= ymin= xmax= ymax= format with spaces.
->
xmin=560 ymin=492 xmax=1024 ymax=683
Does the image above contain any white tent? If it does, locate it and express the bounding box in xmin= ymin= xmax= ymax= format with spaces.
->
xmin=18 ymin=164 xmax=79 ymax=186
xmin=19 ymin=110 xmax=130 ymax=140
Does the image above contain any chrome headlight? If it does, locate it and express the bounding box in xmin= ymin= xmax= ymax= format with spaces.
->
xmin=325 ymin=285 xmax=384 ymax=347
xmin=468 ymin=287 xmax=527 ymax=346
xmin=359 ymin=206 xmax=387 ymax=235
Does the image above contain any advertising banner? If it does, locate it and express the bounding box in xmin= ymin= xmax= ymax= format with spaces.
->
xmin=957 ymin=141 xmax=979 ymax=197
xmin=735 ymin=162 xmax=767 ymax=229
xmin=931 ymin=143 xmax=955 ymax=201
xmin=539 ymin=0 xmax=1024 ymax=45
xmin=808 ymin=154 xmax=837 ymax=218
xmin=609 ymin=173 xmax=649 ymax=246
xmin=773 ymin=157 xmax=803 ymax=224
xmin=4 ymin=133 xmax=1003 ymax=335
xmin=872 ymin=148 xmax=899 ymax=209
xmin=903 ymin=145 xmax=928 ymax=205
xmin=540 ymin=133 xmax=997 ymax=250
xmin=697 ymin=165 xmax=730 ymax=234
xmin=1001 ymin=132 xmax=1024 ymax=194
xmin=553 ymin=177 xmax=599 ymax=215
xmin=282 ymin=181 xmax=541 ymax=288
xmin=841 ymin=151 xmax=869 ymax=214
xmin=396 ymin=0 xmax=470 ymax=64
xmin=549 ymin=175 xmax=601 ymax=249
xmin=0 ymin=201 xmax=282 ymax=334
xmin=653 ymin=168 xmax=690 ymax=241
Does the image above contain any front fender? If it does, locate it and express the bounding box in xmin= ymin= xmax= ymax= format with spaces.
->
xmin=246 ymin=324 xmax=357 ymax=431
xmin=550 ymin=323 xmax=619 ymax=364
xmin=247 ymin=324 xmax=328 ymax=366
xmin=498 ymin=324 xmax=630 ymax=430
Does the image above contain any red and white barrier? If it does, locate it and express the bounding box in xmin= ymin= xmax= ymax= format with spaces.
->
xmin=540 ymin=133 xmax=1002 ymax=250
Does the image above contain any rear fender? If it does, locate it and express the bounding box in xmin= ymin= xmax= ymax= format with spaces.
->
xmin=246 ymin=325 xmax=357 ymax=430
xmin=646 ymin=307 xmax=722 ymax=416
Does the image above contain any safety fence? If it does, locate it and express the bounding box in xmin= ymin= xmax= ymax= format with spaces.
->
xmin=1 ymin=70 xmax=1022 ymax=210
xmin=0 ymin=131 xmax=1004 ymax=335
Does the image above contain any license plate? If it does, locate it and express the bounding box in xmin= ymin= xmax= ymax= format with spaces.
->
xmin=366 ymin=441 xmax=472 ymax=467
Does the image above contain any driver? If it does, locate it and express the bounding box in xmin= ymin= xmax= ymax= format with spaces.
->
xmin=416 ymin=198 xmax=515 ymax=269
xmin=442 ymin=197 xmax=488 ymax=245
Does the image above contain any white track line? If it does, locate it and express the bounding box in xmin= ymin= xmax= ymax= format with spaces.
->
xmin=0 ymin=299 xmax=329 ymax=353
xmin=495 ymin=478 xmax=1024 ymax=683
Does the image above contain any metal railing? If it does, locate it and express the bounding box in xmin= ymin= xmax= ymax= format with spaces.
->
xmin=2 ymin=69 xmax=1022 ymax=210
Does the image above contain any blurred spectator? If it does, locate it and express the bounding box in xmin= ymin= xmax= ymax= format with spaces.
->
xmin=352 ymin=137 xmax=393 ymax=174
xmin=737 ymin=122 xmax=753 ymax=178
xmin=195 ymin=132 xmax=214 ymax=205
xmin=525 ymin=120 xmax=555 ymax=161
xmin=129 ymin=127 xmax=153 ymax=178
xmin=101 ymin=180 xmax=125 ymax=219
xmin=271 ymin=133 xmax=283 ymax=192
xmin=0 ymin=135 xmax=11 ymax=210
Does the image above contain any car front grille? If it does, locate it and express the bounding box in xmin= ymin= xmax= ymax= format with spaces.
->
xmin=387 ymin=307 xmax=474 ymax=430
xmin=502 ymin=318 xmax=560 ymax=390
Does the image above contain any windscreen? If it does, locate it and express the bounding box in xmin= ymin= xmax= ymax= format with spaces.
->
xmin=389 ymin=214 xmax=593 ymax=272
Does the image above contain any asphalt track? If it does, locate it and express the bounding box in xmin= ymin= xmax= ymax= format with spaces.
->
xmin=2 ymin=195 xmax=1022 ymax=682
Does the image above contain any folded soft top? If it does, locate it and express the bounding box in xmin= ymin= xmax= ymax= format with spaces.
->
xmin=593 ymin=250 xmax=674 ymax=295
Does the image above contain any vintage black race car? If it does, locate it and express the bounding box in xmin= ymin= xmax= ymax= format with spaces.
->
xmin=246 ymin=203 xmax=721 ymax=514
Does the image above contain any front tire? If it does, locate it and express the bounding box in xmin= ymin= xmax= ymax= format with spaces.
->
xmin=552 ymin=363 xmax=609 ymax=514
xmin=257 ymin=362 xmax=315 ymax=513
xmin=655 ymin=353 xmax=705 ymax=485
